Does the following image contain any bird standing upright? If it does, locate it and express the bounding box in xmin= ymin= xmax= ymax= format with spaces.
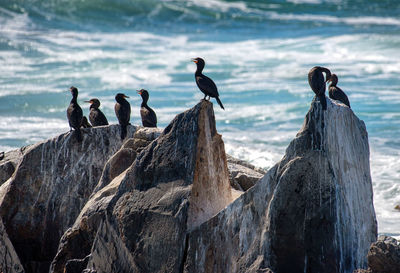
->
xmin=308 ymin=66 xmax=331 ymax=110
xmin=192 ymin=57 xmax=225 ymax=110
xmin=327 ymin=74 xmax=351 ymax=108
xmin=137 ymin=89 xmax=157 ymax=128
xmin=114 ymin=93 xmax=131 ymax=139
xmin=85 ymin=98 xmax=109 ymax=126
xmin=67 ymin=86 xmax=83 ymax=141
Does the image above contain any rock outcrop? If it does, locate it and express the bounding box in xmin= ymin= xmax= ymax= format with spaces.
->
xmin=50 ymin=100 xmax=240 ymax=273
xmin=0 ymin=125 xmax=136 ymax=272
xmin=0 ymin=98 xmax=378 ymax=273
xmin=184 ymin=99 xmax=377 ymax=273
xmin=367 ymin=235 xmax=400 ymax=273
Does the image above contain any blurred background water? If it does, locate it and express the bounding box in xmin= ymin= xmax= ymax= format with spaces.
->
xmin=0 ymin=0 xmax=399 ymax=237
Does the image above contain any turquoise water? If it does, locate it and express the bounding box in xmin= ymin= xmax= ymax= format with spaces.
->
xmin=1 ymin=0 xmax=399 ymax=236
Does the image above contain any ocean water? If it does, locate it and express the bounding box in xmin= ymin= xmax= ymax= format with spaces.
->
xmin=0 ymin=0 xmax=399 ymax=237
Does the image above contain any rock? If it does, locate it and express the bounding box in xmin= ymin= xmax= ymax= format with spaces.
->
xmin=227 ymin=155 xmax=265 ymax=191
xmin=395 ymin=204 xmax=400 ymax=211
xmin=367 ymin=235 xmax=400 ymax=273
xmin=0 ymin=148 xmax=25 ymax=185
xmin=0 ymin=218 xmax=24 ymax=273
xmin=0 ymin=125 xmax=136 ymax=273
xmin=51 ymin=101 xmax=239 ymax=273
xmin=183 ymin=99 xmax=377 ymax=273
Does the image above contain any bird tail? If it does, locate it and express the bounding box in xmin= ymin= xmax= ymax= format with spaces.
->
xmin=318 ymin=95 xmax=327 ymax=111
xmin=121 ymin=125 xmax=127 ymax=139
xmin=75 ymin=128 xmax=82 ymax=142
xmin=216 ymin=97 xmax=225 ymax=110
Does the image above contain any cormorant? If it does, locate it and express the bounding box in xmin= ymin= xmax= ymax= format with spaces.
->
xmin=81 ymin=116 xmax=92 ymax=128
xmin=192 ymin=57 xmax=225 ymax=110
xmin=114 ymin=93 xmax=131 ymax=139
xmin=67 ymin=86 xmax=83 ymax=141
xmin=137 ymin=89 xmax=157 ymax=128
xmin=327 ymin=74 xmax=351 ymax=108
xmin=85 ymin=98 xmax=109 ymax=126
xmin=308 ymin=66 xmax=332 ymax=110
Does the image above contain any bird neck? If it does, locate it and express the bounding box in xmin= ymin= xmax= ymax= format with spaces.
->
xmin=195 ymin=64 xmax=204 ymax=75
xmin=70 ymin=96 xmax=78 ymax=104
xmin=90 ymin=104 xmax=97 ymax=110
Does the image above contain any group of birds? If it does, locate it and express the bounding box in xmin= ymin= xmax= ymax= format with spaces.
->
xmin=308 ymin=66 xmax=351 ymax=110
xmin=67 ymin=87 xmax=157 ymax=141
xmin=67 ymin=58 xmax=350 ymax=143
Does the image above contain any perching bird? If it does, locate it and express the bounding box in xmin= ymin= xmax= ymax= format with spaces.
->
xmin=137 ymin=89 xmax=157 ymax=128
xmin=114 ymin=93 xmax=131 ymax=139
xmin=328 ymin=74 xmax=351 ymax=108
xmin=85 ymin=98 xmax=109 ymax=126
xmin=192 ymin=57 xmax=225 ymax=110
xmin=67 ymin=86 xmax=83 ymax=141
xmin=308 ymin=66 xmax=332 ymax=110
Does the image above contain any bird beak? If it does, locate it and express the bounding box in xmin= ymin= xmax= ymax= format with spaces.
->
xmin=136 ymin=90 xmax=142 ymax=95
xmin=84 ymin=100 xmax=92 ymax=104
xmin=124 ymin=95 xmax=129 ymax=98
xmin=191 ymin=58 xmax=198 ymax=63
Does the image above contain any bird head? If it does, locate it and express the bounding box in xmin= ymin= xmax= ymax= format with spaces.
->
xmin=191 ymin=57 xmax=205 ymax=69
xmin=69 ymin=86 xmax=78 ymax=97
xmin=137 ymin=89 xmax=149 ymax=101
xmin=85 ymin=98 xmax=100 ymax=108
xmin=115 ymin=93 xmax=129 ymax=102
xmin=327 ymin=74 xmax=338 ymax=85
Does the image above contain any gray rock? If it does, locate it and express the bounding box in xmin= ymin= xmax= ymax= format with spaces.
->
xmin=227 ymin=155 xmax=265 ymax=191
xmin=0 ymin=148 xmax=26 ymax=185
xmin=0 ymin=125 xmax=136 ymax=273
xmin=183 ymin=99 xmax=377 ymax=273
xmin=0 ymin=218 xmax=24 ymax=273
xmin=367 ymin=235 xmax=400 ymax=273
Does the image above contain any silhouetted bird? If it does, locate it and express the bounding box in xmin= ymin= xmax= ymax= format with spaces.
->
xmin=192 ymin=57 xmax=225 ymax=110
xmin=85 ymin=98 xmax=109 ymax=126
xmin=114 ymin=93 xmax=131 ymax=139
xmin=308 ymin=66 xmax=332 ymax=110
xmin=67 ymin=86 xmax=83 ymax=141
xmin=328 ymin=74 xmax=351 ymax=108
xmin=137 ymin=89 xmax=157 ymax=128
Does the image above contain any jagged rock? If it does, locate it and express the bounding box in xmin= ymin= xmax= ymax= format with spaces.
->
xmin=183 ymin=99 xmax=377 ymax=273
xmin=367 ymin=235 xmax=400 ymax=273
xmin=51 ymin=100 xmax=239 ymax=273
xmin=50 ymin=128 xmax=161 ymax=273
xmin=227 ymin=155 xmax=265 ymax=191
xmin=0 ymin=125 xmax=136 ymax=273
xmin=0 ymin=218 xmax=24 ymax=273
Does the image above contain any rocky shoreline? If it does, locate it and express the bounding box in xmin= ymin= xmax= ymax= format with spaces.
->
xmin=0 ymin=99 xmax=398 ymax=273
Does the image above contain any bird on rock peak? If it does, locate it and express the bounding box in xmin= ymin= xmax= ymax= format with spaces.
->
xmin=192 ymin=57 xmax=225 ymax=110
xmin=137 ymin=89 xmax=157 ymax=128
xmin=67 ymin=86 xmax=83 ymax=142
xmin=327 ymin=74 xmax=351 ymax=108
xmin=308 ymin=66 xmax=332 ymax=111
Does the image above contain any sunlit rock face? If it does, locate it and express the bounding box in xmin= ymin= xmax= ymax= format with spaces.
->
xmin=51 ymin=100 xmax=239 ymax=273
xmin=184 ymin=99 xmax=377 ymax=273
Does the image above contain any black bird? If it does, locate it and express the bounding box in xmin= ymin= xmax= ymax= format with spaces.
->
xmin=81 ymin=116 xmax=92 ymax=128
xmin=137 ymin=89 xmax=157 ymax=128
xmin=192 ymin=57 xmax=225 ymax=110
xmin=67 ymin=86 xmax=83 ymax=141
xmin=308 ymin=66 xmax=332 ymax=110
xmin=114 ymin=93 xmax=131 ymax=139
xmin=328 ymin=74 xmax=351 ymax=108
xmin=85 ymin=98 xmax=109 ymax=126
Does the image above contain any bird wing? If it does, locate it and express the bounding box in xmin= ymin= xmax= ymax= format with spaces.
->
xmin=141 ymin=107 xmax=157 ymax=127
xmin=115 ymin=102 xmax=130 ymax=125
xmin=308 ymin=68 xmax=326 ymax=96
xmin=196 ymin=75 xmax=219 ymax=97
xmin=329 ymin=86 xmax=350 ymax=107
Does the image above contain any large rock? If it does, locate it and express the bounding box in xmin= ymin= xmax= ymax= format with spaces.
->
xmin=51 ymin=100 xmax=239 ymax=272
xmin=0 ymin=125 xmax=136 ymax=273
xmin=0 ymin=218 xmax=24 ymax=273
xmin=0 ymin=148 xmax=25 ymax=185
xmin=183 ymin=99 xmax=377 ymax=273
